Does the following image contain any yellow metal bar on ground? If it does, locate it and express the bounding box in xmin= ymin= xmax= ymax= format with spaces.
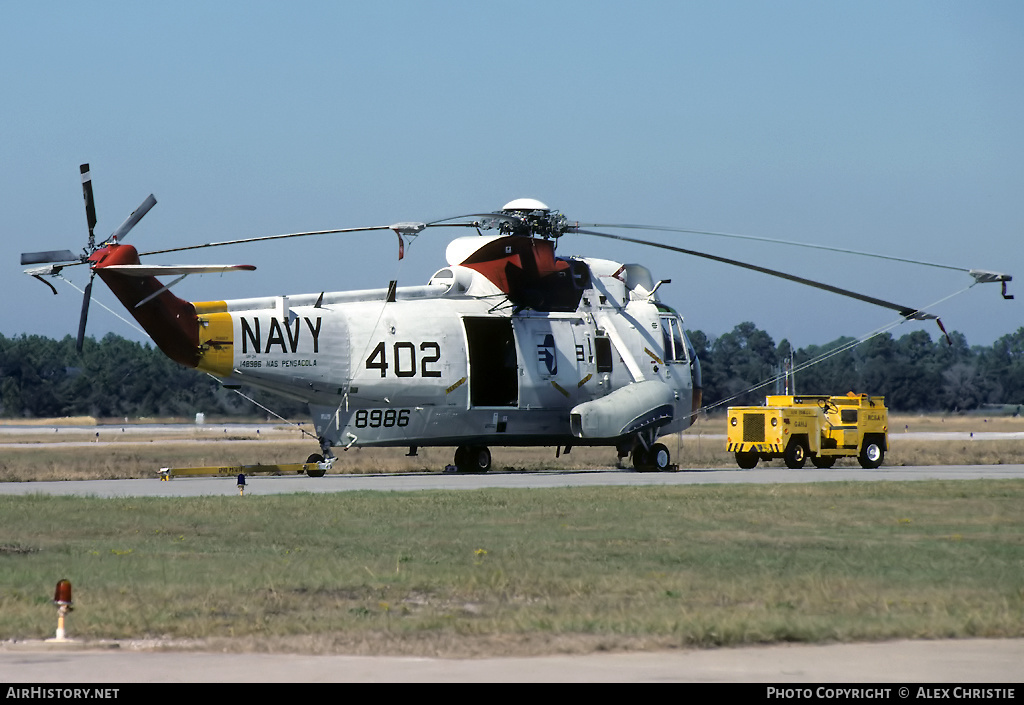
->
xmin=158 ymin=463 xmax=319 ymax=479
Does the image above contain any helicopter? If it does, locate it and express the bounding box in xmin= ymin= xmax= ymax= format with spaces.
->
xmin=21 ymin=165 xmax=1013 ymax=474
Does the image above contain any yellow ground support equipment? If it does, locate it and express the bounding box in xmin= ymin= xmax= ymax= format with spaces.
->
xmin=158 ymin=459 xmax=329 ymax=479
xmin=726 ymin=393 xmax=888 ymax=470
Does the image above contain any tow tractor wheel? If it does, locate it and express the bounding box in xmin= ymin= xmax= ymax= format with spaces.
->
xmin=811 ymin=454 xmax=837 ymax=469
xmin=784 ymin=440 xmax=807 ymax=469
xmin=455 ymin=445 xmax=491 ymax=473
xmin=858 ymin=438 xmax=885 ymax=469
xmin=735 ymin=451 xmax=759 ymax=469
xmin=305 ymin=453 xmax=326 ymax=478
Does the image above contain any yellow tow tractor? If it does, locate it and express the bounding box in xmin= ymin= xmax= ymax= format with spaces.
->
xmin=726 ymin=393 xmax=888 ymax=470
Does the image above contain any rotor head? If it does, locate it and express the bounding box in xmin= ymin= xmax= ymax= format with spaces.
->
xmin=495 ymin=198 xmax=572 ymax=239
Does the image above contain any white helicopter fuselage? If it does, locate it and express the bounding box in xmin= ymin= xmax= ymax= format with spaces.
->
xmin=190 ymin=248 xmax=700 ymax=454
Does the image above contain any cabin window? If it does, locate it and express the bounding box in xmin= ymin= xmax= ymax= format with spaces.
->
xmin=595 ymin=336 xmax=613 ymax=373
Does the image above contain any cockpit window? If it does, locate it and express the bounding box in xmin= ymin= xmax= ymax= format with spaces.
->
xmin=661 ymin=316 xmax=689 ymax=363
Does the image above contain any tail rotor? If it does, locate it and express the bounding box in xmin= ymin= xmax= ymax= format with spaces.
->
xmin=20 ymin=163 xmax=158 ymax=352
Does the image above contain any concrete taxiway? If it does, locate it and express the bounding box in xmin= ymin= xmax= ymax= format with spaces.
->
xmin=1 ymin=638 xmax=1022 ymax=683
xmin=0 ymin=463 xmax=1020 ymax=498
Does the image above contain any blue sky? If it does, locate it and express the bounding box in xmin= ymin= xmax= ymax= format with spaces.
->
xmin=3 ymin=1 xmax=1021 ymax=350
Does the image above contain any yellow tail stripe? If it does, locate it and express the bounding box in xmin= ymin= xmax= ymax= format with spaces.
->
xmin=195 ymin=311 xmax=234 ymax=377
xmin=193 ymin=300 xmax=228 ymax=314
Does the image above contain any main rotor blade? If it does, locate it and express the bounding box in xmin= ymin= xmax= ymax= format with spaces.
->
xmin=100 ymin=263 xmax=256 ymax=276
xmin=81 ymin=164 xmax=97 ymax=247
xmin=575 ymin=228 xmax=936 ymax=321
xmin=578 ymin=223 xmax=967 ymax=274
xmin=135 ymin=214 xmax=509 ymax=260
xmin=425 ymin=212 xmax=519 ymax=227
xmin=20 ymin=249 xmax=79 ymax=266
xmin=108 ymin=194 xmax=157 ymax=243
xmin=136 ymin=225 xmax=394 ymax=257
xmin=76 ymin=274 xmax=94 ymax=353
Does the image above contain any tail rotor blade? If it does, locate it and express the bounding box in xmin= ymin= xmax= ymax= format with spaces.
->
xmin=109 ymin=194 xmax=157 ymax=243
xmin=81 ymin=164 xmax=97 ymax=249
xmin=76 ymin=275 xmax=94 ymax=353
xmin=21 ymin=249 xmax=78 ymax=266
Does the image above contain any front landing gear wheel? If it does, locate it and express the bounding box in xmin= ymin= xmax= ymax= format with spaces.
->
xmin=632 ymin=443 xmax=671 ymax=472
xmin=305 ymin=453 xmax=326 ymax=478
xmin=649 ymin=443 xmax=671 ymax=471
xmin=631 ymin=446 xmax=651 ymax=472
xmin=455 ymin=445 xmax=491 ymax=473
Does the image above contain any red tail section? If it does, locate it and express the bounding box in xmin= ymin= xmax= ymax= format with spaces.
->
xmin=88 ymin=244 xmax=201 ymax=368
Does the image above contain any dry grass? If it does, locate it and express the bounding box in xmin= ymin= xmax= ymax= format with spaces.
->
xmin=0 ymin=441 xmax=628 ymax=482
xmin=1 ymin=416 xmax=98 ymax=426
xmin=888 ymin=413 xmax=1024 ymax=434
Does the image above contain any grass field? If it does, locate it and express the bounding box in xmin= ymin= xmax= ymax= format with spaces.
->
xmin=1 ymin=481 xmax=1022 ymax=656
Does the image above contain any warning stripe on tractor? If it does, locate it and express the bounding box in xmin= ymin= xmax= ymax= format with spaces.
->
xmin=728 ymin=443 xmax=782 ymax=453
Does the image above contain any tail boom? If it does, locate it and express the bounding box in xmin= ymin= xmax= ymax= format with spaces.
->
xmin=89 ymin=243 xmax=235 ymax=375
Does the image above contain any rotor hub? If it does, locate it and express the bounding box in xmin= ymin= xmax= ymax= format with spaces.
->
xmin=497 ymin=198 xmax=571 ymax=239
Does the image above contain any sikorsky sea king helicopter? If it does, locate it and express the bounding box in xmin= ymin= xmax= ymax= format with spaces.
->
xmin=21 ymin=165 xmax=1013 ymax=474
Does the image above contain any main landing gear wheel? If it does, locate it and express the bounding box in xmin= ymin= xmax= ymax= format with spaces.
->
xmin=454 ymin=445 xmax=491 ymax=473
xmin=632 ymin=443 xmax=671 ymax=472
xmin=305 ymin=453 xmax=326 ymax=478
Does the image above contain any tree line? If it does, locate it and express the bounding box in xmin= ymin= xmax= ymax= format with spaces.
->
xmin=691 ymin=323 xmax=1024 ymax=413
xmin=0 ymin=333 xmax=307 ymax=420
xmin=1 ymin=325 xmax=1022 ymax=419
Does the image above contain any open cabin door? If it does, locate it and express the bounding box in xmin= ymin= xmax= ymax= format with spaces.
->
xmin=463 ymin=317 xmax=518 ymax=407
